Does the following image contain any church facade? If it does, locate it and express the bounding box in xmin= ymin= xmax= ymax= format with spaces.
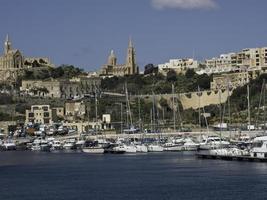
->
xmin=0 ymin=35 xmax=24 ymax=70
xmin=0 ymin=35 xmax=54 ymax=84
xmin=100 ymin=39 xmax=139 ymax=76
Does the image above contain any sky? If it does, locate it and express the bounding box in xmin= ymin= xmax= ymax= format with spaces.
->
xmin=0 ymin=0 xmax=267 ymax=71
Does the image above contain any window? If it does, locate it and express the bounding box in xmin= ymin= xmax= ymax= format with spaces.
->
xmin=43 ymin=106 xmax=48 ymax=111
xmin=44 ymin=112 xmax=50 ymax=117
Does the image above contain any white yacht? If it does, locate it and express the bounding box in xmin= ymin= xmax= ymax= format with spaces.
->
xmin=182 ymin=138 xmax=199 ymax=151
xmin=135 ymin=144 xmax=148 ymax=153
xmin=199 ymin=135 xmax=230 ymax=150
xmin=31 ymin=143 xmax=41 ymax=151
xmin=210 ymin=148 xmax=249 ymax=157
xmin=31 ymin=139 xmax=50 ymax=151
xmin=51 ymin=140 xmax=63 ymax=151
xmin=63 ymin=139 xmax=76 ymax=150
xmin=250 ymin=136 xmax=267 ymax=158
xmin=163 ymin=142 xmax=183 ymax=151
xmin=121 ymin=144 xmax=137 ymax=153
xmin=82 ymin=146 xmax=105 ymax=154
xmin=112 ymin=144 xmax=127 ymax=153
xmin=40 ymin=140 xmax=50 ymax=151
xmin=31 ymin=138 xmax=42 ymax=151
xmin=2 ymin=140 xmax=16 ymax=150
xmin=147 ymin=144 xmax=164 ymax=152
xmin=76 ymin=140 xmax=85 ymax=149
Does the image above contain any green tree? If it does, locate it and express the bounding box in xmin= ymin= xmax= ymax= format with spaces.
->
xmin=166 ymin=70 xmax=177 ymax=82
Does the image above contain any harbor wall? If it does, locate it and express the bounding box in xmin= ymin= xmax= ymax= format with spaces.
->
xmin=133 ymin=89 xmax=232 ymax=110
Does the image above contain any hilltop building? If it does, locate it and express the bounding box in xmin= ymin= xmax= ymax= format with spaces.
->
xmin=20 ymin=76 xmax=101 ymax=99
xmin=100 ymin=38 xmax=139 ymax=77
xmin=158 ymin=58 xmax=198 ymax=75
xmin=199 ymin=47 xmax=267 ymax=75
xmin=0 ymin=34 xmax=54 ymax=84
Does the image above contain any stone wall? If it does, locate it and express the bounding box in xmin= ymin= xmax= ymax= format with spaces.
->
xmin=179 ymin=90 xmax=232 ymax=109
xmin=133 ymin=89 xmax=232 ymax=110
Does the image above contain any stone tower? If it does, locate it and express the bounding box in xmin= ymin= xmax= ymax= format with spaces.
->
xmin=108 ymin=50 xmax=117 ymax=66
xmin=4 ymin=34 xmax=12 ymax=54
xmin=125 ymin=37 xmax=138 ymax=74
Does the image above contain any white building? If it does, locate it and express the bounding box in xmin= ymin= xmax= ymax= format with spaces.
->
xmin=158 ymin=58 xmax=198 ymax=75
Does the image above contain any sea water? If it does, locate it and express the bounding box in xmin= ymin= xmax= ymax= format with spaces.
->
xmin=0 ymin=151 xmax=267 ymax=200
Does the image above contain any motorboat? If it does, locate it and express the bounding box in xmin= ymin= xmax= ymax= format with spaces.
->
xmin=209 ymin=148 xmax=250 ymax=156
xmin=104 ymin=144 xmax=125 ymax=154
xmin=40 ymin=139 xmax=50 ymax=151
xmin=113 ymin=144 xmax=137 ymax=153
xmin=76 ymin=140 xmax=85 ymax=149
xmin=31 ymin=143 xmax=41 ymax=151
xmin=63 ymin=139 xmax=76 ymax=150
xmin=31 ymin=138 xmax=42 ymax=151
xmin=31 ymin=139 xmax=50 ymax=151
xmin=82 ymin=146 xmax=105 ymax=154
xmin=182 ymin=138 xmax=199 ymax=151
xmin=147 ymin=144 xmax=164 ymax=152
xmin=2 ymin=140 xmax=16 ymax=150
xmin=51 ymin=140 xmax=63 ymax=151
xmin=250 ymin=136 xmax=267 ymax=158
xmin=163 ymin=142 xmax=183 ymax=151
xmin=135 ymin=144 xmax=148 ymax=153
xmin=199 ymin=135 xmax=230 ymax=150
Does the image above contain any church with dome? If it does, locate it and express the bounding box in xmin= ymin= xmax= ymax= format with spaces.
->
xmin=100 ymin=38 xmax=139 ymax=77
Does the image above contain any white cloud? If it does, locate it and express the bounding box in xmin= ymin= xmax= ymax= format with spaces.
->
xmin=151 ymin=0 xmax=218 ymax=10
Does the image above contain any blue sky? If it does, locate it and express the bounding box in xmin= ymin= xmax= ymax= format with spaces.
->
xmin=0 ymin=0 xmax=266 ymax=71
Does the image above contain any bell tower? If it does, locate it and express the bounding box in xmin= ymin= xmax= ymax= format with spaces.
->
xmin=108 ymin=50 xmax=117 ymax=66
xmin=125 ymin=37 xmax=138 ymax=74
xmin=4 ymin=34 xmax=12 ymax=54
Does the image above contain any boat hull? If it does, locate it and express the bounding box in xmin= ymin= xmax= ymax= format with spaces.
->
xmin=82 ymin=147 xmax=105 ymax=154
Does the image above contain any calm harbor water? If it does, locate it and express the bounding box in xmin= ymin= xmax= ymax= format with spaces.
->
xmin=0 ymin=151 xmax=267 ymax=200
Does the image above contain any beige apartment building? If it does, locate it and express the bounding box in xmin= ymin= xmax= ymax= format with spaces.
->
xmin=25 ymin=105 xmax=57 ymax=124
xmin=205 ymin=47 xmax=267 ymax=70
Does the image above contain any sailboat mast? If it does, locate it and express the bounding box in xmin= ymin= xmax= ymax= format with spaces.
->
xmin=152 ymin=92 xmax=156 ymax=132
xmin=172 ymin=84 xmax=176 ymax=131
xmin=120 ymin=102 xmax=123 ymax=134
xmin=94 ymin=84 xmax=98 ymax=133
xmin=138 ymin=96 xmax=141 ymax=131
xmin=227 ymin=80 xmax=231 ymax=139
xmin=125 ymin=83 xmax=133 ymax=128
xmin=219 ymin=87 xmax=222 ymax=140
xmin=263 ymin=79 xmax=266 ymax=134
xmin=247 ymin=81 xmax=251 ymax=133
xmin=198 ymin=86 xmax=201 ymax=127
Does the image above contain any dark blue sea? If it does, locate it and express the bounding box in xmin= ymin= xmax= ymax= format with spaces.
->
xmin=0 ymin=151 xmax=267 ymax=200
